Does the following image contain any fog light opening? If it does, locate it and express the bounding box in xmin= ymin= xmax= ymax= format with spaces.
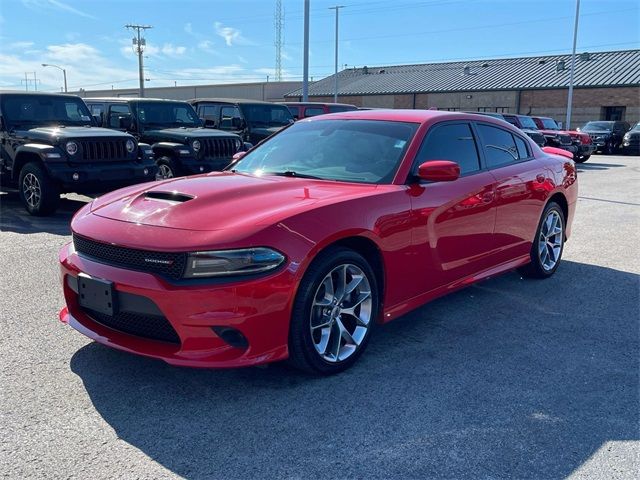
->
xmin=199 ymin=166 xmax=205 ymax=172
xmin=72 ymin=172 xmax=80 ymax=181
xmin=211 ymin=326 xmax=249 ymax=349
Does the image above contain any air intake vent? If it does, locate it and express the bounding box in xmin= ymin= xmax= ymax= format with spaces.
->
xmin=580 ymin=52 xmax=590 ymax=61
xmin=556 ymin=60 xmax=566 ymax=72
xmin=144 ymin=191 xmax=194 ymax=203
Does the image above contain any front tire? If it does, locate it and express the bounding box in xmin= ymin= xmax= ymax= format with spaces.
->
xmin=288 ymin=247 xmax=379 ymax=375
xmin=18 ymin=162 xmax=60 ymax=216
xmin=518 ymin=202 xmax=565 ymax=279
xmin=574 ymin=154 xmax=590 ymax=163
xmin=156 ymin=156 xmax=180 ymax=180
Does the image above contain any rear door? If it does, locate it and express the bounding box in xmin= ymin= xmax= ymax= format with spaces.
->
xmin=408 ymin=121 xmax=498 ymax=295
xmin=475 ymin=122 xmax=547 ymax=263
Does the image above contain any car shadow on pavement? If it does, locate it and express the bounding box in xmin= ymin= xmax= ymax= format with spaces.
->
xmin=576 ymin=162 xmax=626 ymax=171
xmin=69 ymin=260 xmax=639 ymax=479
xmin=0 ymin=191 xmax=89 ymax=235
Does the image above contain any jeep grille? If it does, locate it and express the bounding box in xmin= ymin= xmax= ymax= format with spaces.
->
xmin=201 ymin=138 xmax=238 ymax=159
xmin=78 ymin=139 xmax=131 ymax=161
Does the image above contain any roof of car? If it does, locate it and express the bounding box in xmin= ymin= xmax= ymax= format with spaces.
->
xmin=189 ymin=98 xmax=282 ymax=105
xmin=84 ymin=97 xmax=189 ymax=103
xmin=279 ymin=102 xmax=357 ymax=107
xmin=0 ymin=91 xmax=82 ymax=98
xmin=301 ymin=108 xmax=513 ymax=125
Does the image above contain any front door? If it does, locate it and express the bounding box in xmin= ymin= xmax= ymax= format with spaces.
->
xmin=408 ymin=121 xmax=498 ymax=296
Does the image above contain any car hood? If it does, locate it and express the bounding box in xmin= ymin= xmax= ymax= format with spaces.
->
xmin=249 ymin=126 xmax=285 ymax=138
xmin=582 ymin=129 xmax=611 ymax=135
xmin=144 ymin=127 xmax=238 ymax=142
xmin=89 ymin=172 xmax=380 ymax=232
xmin=19 ymin=126 xmax=131 ymax=142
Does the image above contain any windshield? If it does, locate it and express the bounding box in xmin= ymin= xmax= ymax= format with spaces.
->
xmin=135 ymin=101 xmax=200 ymax=127
xmin=519 ymin=116 xmax=538 ymax=129
xmin=632 ymin=122 xmax=640 ymax=131
xmin=242 ymin=104 xmax=294 ymax=128
xmin=582 ymin=121 xmax=613 ymax=131
xmin=1 ymin=95 xmax=93 ymax=128
xmin=540 ymin=118 xmax=559 ymax=130
xmin=232 ymin=119 xmax=419 ymax=184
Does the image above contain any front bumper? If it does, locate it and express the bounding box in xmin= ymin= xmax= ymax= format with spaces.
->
xmin=575 ymin=144 xmax=595 ymax=157
xmin=622 ymin=139 xmax=640 ymax=154
xmin=179 ymin=156 xmax=234 ymax=174
xmin=59 ymin=242 xmax=294 ymax=368
xmin=46 ymin=160 xmax=157 ymax=192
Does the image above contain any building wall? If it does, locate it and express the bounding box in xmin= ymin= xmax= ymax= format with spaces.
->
xmin=73 ymin=81 xmax=302 ymax=102
xmin=300 ymin=85 xmax=639 ymax=129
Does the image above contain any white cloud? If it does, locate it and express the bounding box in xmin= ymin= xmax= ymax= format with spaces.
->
xmin=198 ymin=40 xmax=214 ymax=51
xmin=21 ymin=0 xmax=96 ymax=19
xmin=214 ymin=22 xmax=254 ymax=47
xmin=237 ymin=55 xmax=248 ymax=64
xmin=161 ymin=44 xmax=187 ymax=57
xmin=119 ymin=40 xmax=186 ymax=59
xmin=8 ymin=41 xmax=35 ymax=50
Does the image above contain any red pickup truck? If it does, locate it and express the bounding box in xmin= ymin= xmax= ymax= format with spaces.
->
xmin=531 ymin=116 xmax=594 ymax=163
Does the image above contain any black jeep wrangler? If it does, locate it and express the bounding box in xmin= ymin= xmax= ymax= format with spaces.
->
xmin=189 ymin=98 xmax=294 ymax=145
xmin=85 ymin=98 xmax=244 ymax=179
xmin=0 ymin=92 xmax=157 ymax=216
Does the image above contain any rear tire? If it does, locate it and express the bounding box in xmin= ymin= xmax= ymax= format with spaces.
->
xmin=288 ymin=247 xmax=379 ymax=375
xmin=156 ymin=156 xmax=180 ymax=180
xmin=518 ymin=201 xmax=565 ymax=279
xmin=18 ymin=162 xmax=60 ymax=216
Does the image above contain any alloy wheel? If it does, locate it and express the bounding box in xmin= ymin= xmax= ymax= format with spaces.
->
xmin=310 ymin=263 xmax=373 ymax=363
xmin=23 ymin=173 xmax=42 ymax=209
xmin=538 ymin=210 xmax=563 ymax=271
xmin=158 ymin=164 xmax=174 ymax=179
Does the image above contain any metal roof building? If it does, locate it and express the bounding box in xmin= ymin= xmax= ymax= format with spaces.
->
xmin=285 ymin=49 xmax=640 ymax=128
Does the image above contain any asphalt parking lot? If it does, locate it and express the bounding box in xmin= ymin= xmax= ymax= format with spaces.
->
xmin=1 ymin=154 xmax=638 ymax=479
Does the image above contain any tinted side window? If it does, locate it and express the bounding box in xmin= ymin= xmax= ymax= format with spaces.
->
xmin=88 ymin=104 xmax=103 ymax=116
xmin=108 ymin=104 xmax=131 ymax=128
xmin=477 ymin=124 xmax=519 ymax=168
xmin=304 ymin=107 xmax=325 ymax=117
xmin=328 ymin=105 xmax=357 ymax=113
xmin=220 ymin=105 xmax=241 ymax=128
xmin=514 ymin=135 xmax=530 ymax=159
xmin=416 ymin=123 xmax=480 ymax=175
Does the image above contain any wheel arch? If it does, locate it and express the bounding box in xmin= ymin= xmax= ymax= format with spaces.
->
xmin=13 ymin=151 xmax=44 ymax=180
xmin=308 ymin=235 xmax=386 ymax=316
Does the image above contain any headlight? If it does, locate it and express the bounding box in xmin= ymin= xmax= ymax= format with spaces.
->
xmin=192 ymin=140 xmax=201 ymax=152
xmin=623 ymin=133 xmax=630 ymax=140
xmin=66 ymin=141 xmax=78 ymax=155
xmin=184 ymin=248 xmax=285 ymax=278
xmin=126 ymin=139 xmax=135 ymax=153
xmin=234 ymin=139 xmax=242 ymax=151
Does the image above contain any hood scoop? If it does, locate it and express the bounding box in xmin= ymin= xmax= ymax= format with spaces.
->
xmin=144 ymin=191 xmax=194 ymax=204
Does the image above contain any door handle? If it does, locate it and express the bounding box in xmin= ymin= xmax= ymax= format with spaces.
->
xmin=536 ymin=174 xmax=546 ymax=183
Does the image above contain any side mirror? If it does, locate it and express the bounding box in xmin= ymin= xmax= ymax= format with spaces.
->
xmin=231 ymin=117 xmax=244 ymax=129
xmin=198 ymin=118 xmax=205 ymax=127
xmin=204 ymin=119 xmax=216 ymax=128
xmin=92 ymin=114 xmax=102 ymax=127
xmin=417 ymin=160 xmax=460 ymax=182
xmin=232 ymin=151 xmax=247 ymax=162
xmin=242 ymin=142 xmax=253 ymax=152
xmin=118 ymin=116 xmax=132 ymax=130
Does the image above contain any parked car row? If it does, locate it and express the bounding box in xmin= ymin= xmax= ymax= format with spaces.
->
xmin=1 ymin=91 xmax=636 ymax=216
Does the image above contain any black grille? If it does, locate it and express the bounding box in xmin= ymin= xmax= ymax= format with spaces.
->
xmin=201 ymin=137 xmax=238 ymax=159
xmin=83 ymin=308 xmax=180 ymax=344
xmin=73 ymin=234 xmax=187 ymax=279
xmin=527 ymin=132 xmax=546 ymax=146
xmin=558 ymin=134 xmax=572 ymax=146
xmin=79 ymin=139 xmax=131 ymax=161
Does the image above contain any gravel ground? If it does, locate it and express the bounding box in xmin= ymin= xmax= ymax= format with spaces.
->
xmin=1 ymin=155 xmax=638 ymax=479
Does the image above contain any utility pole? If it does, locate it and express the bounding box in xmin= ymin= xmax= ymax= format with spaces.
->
xmin=125 ymin=23 xmax=153 ymax=97
xmin=274 ymin=0 xmax=284 ymax=82
xmin=565 ymin=0 xmax=580 ymax=129
xmin=329 ymin=5 xmax=344 ymax=103
xmin=302 ymin=0 xmax=310 ymax=101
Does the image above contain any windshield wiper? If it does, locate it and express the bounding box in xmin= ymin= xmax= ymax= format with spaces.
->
xmin=270 ymin=170 xmax=323 ymax=180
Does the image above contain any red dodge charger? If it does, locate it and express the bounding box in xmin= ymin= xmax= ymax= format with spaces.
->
xmin=59 ymin=110 xmax=577 ymax=374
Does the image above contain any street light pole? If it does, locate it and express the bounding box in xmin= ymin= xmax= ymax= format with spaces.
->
xmin=565 ymin=0 xmax=580 ymax=130
xmin=41 ymin=63 xmax=67 ymax=92
xmin=302 ymin=0 xmax=310 ymax=101
xmin=329 ymin=5 xmax=345 ymax=103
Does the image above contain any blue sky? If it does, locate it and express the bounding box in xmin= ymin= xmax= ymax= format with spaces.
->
xmin=0 ymin=0 xmax=638 ymax=92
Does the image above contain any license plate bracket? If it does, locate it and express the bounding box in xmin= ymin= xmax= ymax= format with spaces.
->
xmin=78 ymin=274 xmax=117 ymax=316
